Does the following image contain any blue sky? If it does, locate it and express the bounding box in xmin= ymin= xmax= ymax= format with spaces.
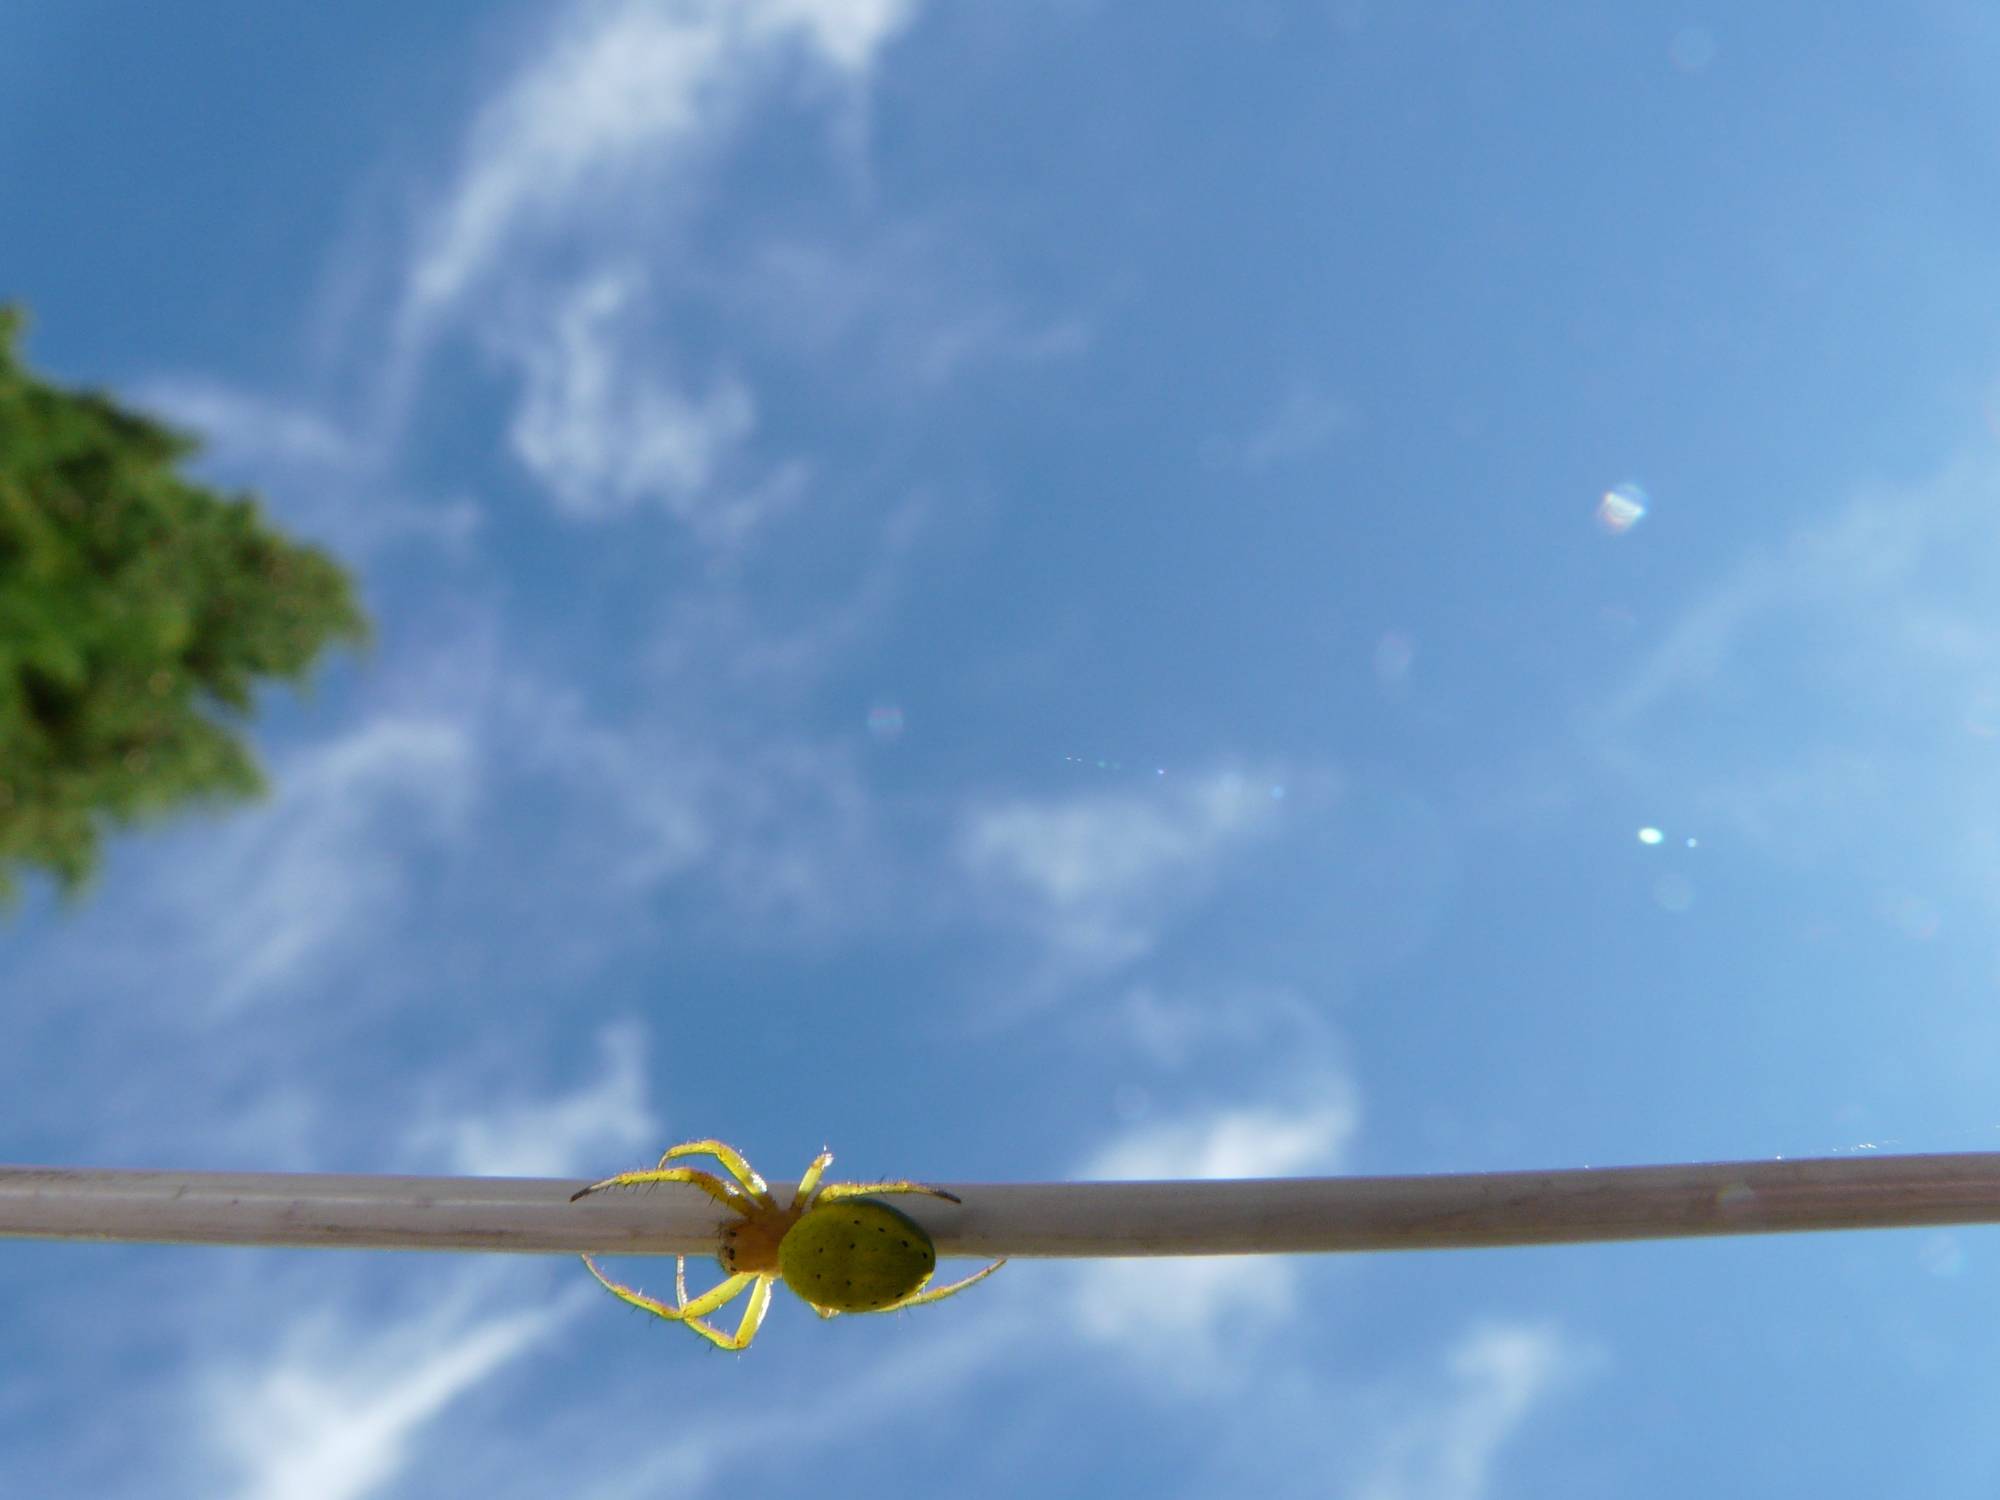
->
xmin=8 ymin=1 xmax=2000 ymax=1495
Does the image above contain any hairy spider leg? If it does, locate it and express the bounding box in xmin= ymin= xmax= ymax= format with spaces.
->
xmin=665 ymin=1256 xmax=776 ymax=1350
xmin=882 ymin=1256 xmax=1007 ymax=1311
xmin=815 ymin=1180 xmax=963 ymax=1206
xmin=793 ymin=1153 xmax=968 ymax=1211
xmin=806 ymin=1256 xmax=1006 ymax=1320
xmin=701 ymin=1277 xmax=773 ymax=1350
xmin=569 ymin=1165 xmax=751 ymax=1210
xmin=661 ymin=1140 xmax=776 ymax=1209
xmin=791 ymin=1150 xmax=836 ymax=1210
xmin=579 ymin=1254 xmax=765 ymax=1350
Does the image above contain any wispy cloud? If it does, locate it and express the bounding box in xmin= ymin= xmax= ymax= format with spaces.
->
xmin=132 ymin=376 xmax=482 ymax=558
xmin=1068 ymin=1092 xmax=1358 ymax=1379
xmin=1354 ymin=1324 xmax=1588 ymax=1500
xmin=403 ymin=1018 xmax=660 ymax=1178
xmin=499 ymin=680 xmax=886 ymax=934
xmin=958 ymin=765 xmax=1306 ymax=969
xmin=386 ymin=0 xmax=920 ymax=444
xmin=203 ymin=1287 xmax=562 ymax=1500
xmin=139 ymin=378 xmax=354 ymax=468
xmin=561 ymin=1309 xmax=1017 ymax=1500
xmin=400 ymin=0 xmax=917 ymax=332
xmin=735 ymin=227 xmax=1092 ymax=388
xmin=1104 ymin=982 xmax=1337 ymax=1072
xmin=153 ymin=716 xmax=479 ymax=1015
xmin=503 ymin=267 xmax=796 ymax=542
xmin=1202 ymin=381 xmax=1356 ymax=474
xmin=1081 ymin=1100 xmax=1359 ymax=1182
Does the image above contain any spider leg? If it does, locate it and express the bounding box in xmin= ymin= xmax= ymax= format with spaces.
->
xmin=664 ymin=1261 xmax=777 ymax=1350
xmin=791 ymin=1150 xmax=835 ymax=1211
xmin=686 ymin=1276 xmax=773 ymax=1350
xmin=662 ymin=1140 xmax=776 ymax=1208
xmin=883 ymin=1258 xmax=1006 ymax=1311
xmin=815 ymin=1179 xmax=962 ymax=1206
xmin=569 ymin=1166 xmax=750 ymax=1212
xmin=579 ymin=1254 xmax=755 ymax=1336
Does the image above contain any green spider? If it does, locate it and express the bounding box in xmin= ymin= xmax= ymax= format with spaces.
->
xmin=571 ymin=1139 xmax=1005 ymax=1350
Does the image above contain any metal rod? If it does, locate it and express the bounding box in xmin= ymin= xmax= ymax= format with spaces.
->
xmin=4 ymin=1153 xmax=2000 ymax=1258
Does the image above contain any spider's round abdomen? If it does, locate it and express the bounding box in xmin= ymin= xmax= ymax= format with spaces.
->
xmin=779 ymin=1198 xmax=937 ymax=1313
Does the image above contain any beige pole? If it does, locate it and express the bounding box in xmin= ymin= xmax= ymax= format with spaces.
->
xmin=1 ymin=1152 xmax=1994 ymax=1258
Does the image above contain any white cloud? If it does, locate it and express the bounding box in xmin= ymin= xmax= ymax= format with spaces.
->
xmin=375 ymin=0 xmax=943 ymax=544
xmin=1354 ymin=1324 xmax=1585 ymax=1500
xmin=959 ymin=767 xmax=1303 ymax=967
xmin=1080 ymin=1100 xmax=1358 ymax=1182
xmin=132 ymin=376 xmax=482 ymax=557
xmin=499 ymin=680 xmax=888 ymax=936
xmin=127 ymin=1 xmax=932 ymax=558
xmin=164 ymin=717 xmax=478 ymax=1014
xmin=1068 ymin=1094 xmax=1358 ymax=1378
xmin=398 ymin=0 xmax=917 ymax=344
xmin=738 ymin=231 xmax=1093 ymax=389
xmin=1202 ymin=381 xmax=1356 ymax=473
xmin=139 ymin=378 xmax=354 ymax=468
xmin=204 ymin=1291 xmax=560 ymax=1500
xmin=745 ymin=0 xmax=920 ymax=70
xmin=406 ymin=6 xmax=719 ymax=325
xmin=562 ymin=1308 xmax=1014 ymax=1500
xmin=1107 ymin=982 xmax=1335 ymax=1071
xmin=504 ymin=268 xmax=790 ymax=541
xmin=404 ymin=1019 xmax=660 ymax=1178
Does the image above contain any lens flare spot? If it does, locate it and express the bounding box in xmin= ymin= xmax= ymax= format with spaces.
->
xmin=1636 ymin=827 xmax=1664 ymax=845
xmin=1597 ymin=483 xmax=1648 ymax=534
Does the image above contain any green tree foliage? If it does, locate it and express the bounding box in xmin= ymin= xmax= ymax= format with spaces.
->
xmin=0 ymin=305 xmax=369 ymax=901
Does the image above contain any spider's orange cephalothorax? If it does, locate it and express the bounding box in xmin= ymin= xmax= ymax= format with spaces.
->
xmin=717 ymin=1199 xmax=794 ymax=1278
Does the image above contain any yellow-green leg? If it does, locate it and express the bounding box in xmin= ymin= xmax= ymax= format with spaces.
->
xmin=669 ymin=1255 xmax=775 ymax=1349
xmin=580 ymin=1254 xmax=755 ymax=1333
xmin=816 ymin=1180 xmax=963 ymax=1206
xmin=682 ymin=1277 xmax=773 ymax=1350
xmin=886 ymin=1258 xmax=1006 ymax=1311
xmin=662 ymin=1140 xmax=775 ymax=1208
xmin=570 ymin=1165 xmax=749 ymax=1211
xmin=791 ymin=1151 xmax=835 ymax=1209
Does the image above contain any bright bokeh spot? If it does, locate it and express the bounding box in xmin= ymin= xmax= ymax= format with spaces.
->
xmin=1637 ymin=827 xmax=1663 ymax=845
xmin=1596 ymin=483 xmax=1648 ymax=534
